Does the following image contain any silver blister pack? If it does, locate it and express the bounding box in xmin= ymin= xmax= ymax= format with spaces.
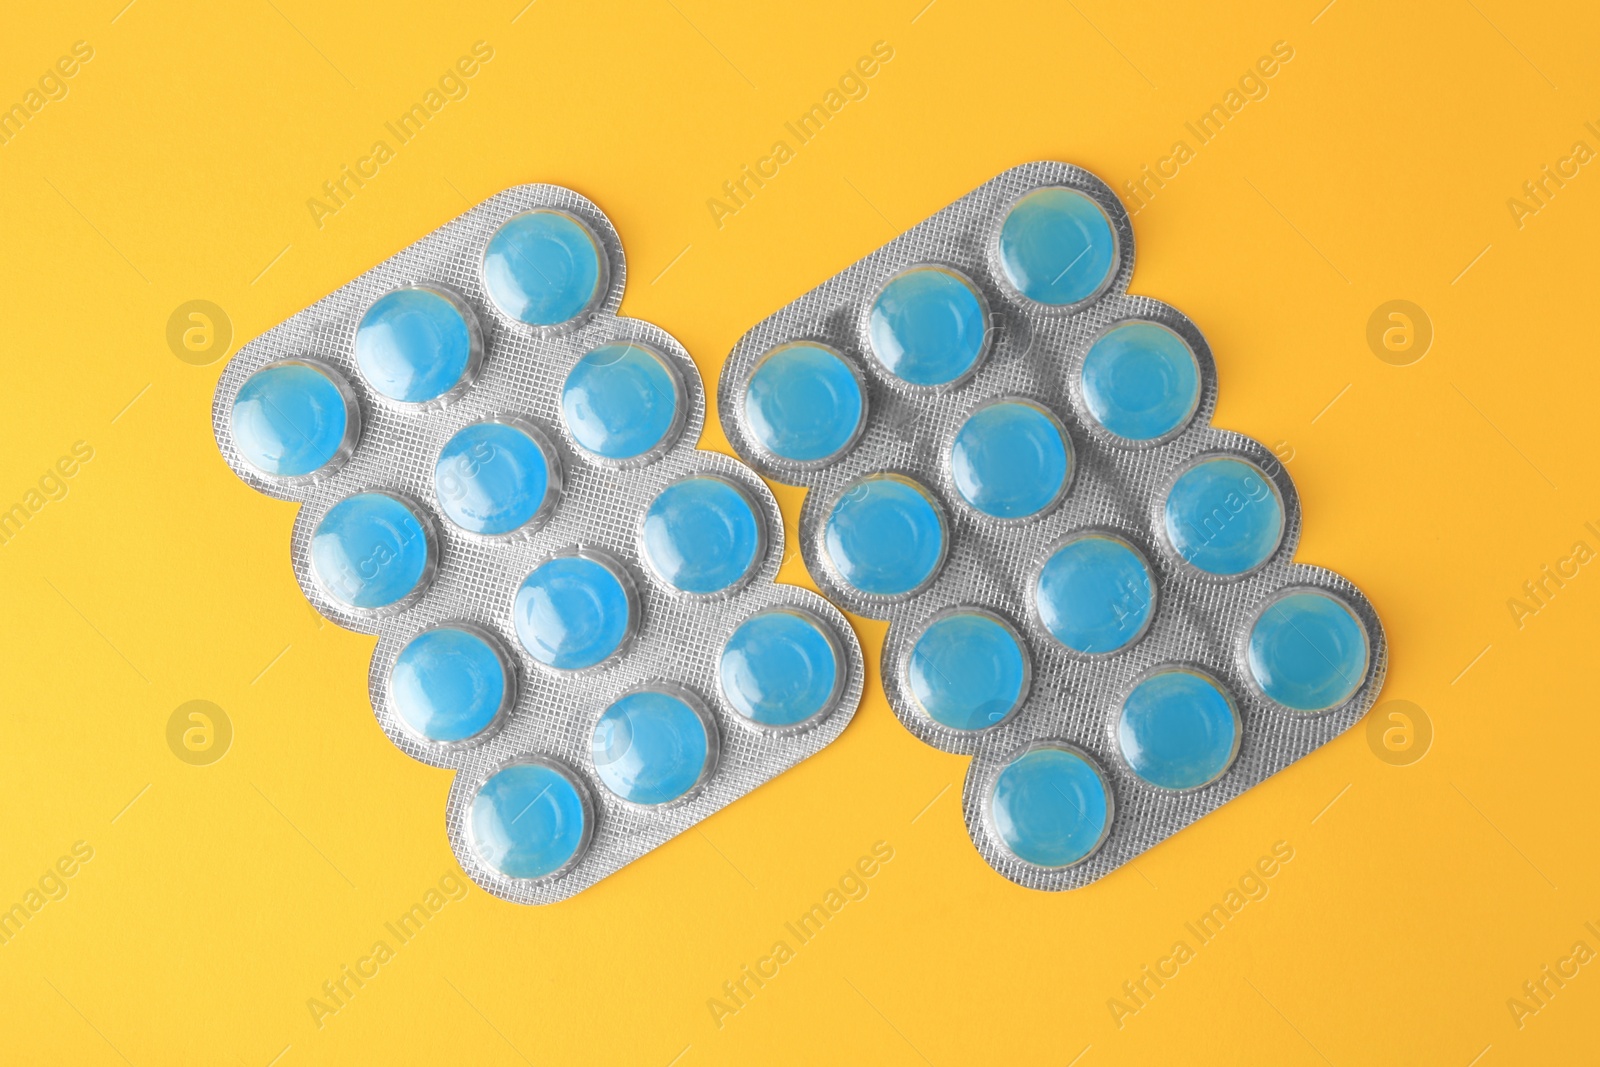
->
xmin=717 ymin=161 xmax=1386 ymax=890
xmin=212 ymin=184 xmax=862 ymax=904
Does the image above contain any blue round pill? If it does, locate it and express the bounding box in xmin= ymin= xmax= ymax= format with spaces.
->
xmin=354 ymin=287 xmax=478 ymax=405
xmin=561 ymin=342 xmax=683 ymax=463
xmin=1164 ymin=457 xmax=1285 ymax=577
xmin=482 ymin=209 xmax=604 ymax=328
xmin=743 ymin=343 xmax=866 ymax=464
xmin=1248 ymin=590 xmax=1369 ymax=711
xmin=640 ymin=477 xmax=764 ymax=596
xmin=950 ymin=400 xmax=1072 ymax=520
xmin=906 ymin=611 xmax=1029 ymax=732
xmin=310 ymin=492 xmax=434 ymax=612
xmin=1118 ymin=668 xmax=1239 ymax=790
xmin=470 ymin=760 xmax=590 ymax=879
xmin=823 ymin=474 xmax=948 ymax=598
xmin=434 ymin=419 xmax=559 ymax=536
xmin=592 ymin=688 xmax=715 ymax=806
xmin=719 ymin=609 xmax=842 ymax=729
xmin=390 ymin=626 xmax=510 ymax=743
xmin=997 ymin=186 xmax=1117 ymax=307
xmin=866 ymin=266 xmax=989 ymax=387
xmin=513 ymin=553 xmax=635 ymax=671
xmin=989 ymin=745 xmax=1110 ymax=868
xmin=1081 ymin=322 xmax=1201 ymax=441
xmin=231 ymin=360 xmax=355 ymax=479
xmin=1034 ymin=534 xmax=1155 ymax=655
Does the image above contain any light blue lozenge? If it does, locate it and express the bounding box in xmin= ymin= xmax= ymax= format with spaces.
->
xmin=470 ymin=761 xmax=589 ymax=879
xmin=231 ymin=361 xmax=353 ymax=478
xmin=719 ymin=610 xmax=841 ymax=728
xmin=1081 ymin=322 xmax=1200 ymax=441
xmin=907 ymin=612 xmax=1028 ymax=731
xmin=867 ymin=267 xmax=989 ymax=387
xmin=435 ymin=421 xmax=556 ymax=536
xmin=823 ymin=474 xmax=947 ymax=598
xmin=950 ymin=400 xmax=1071 ymax=520
xmin=513 ymin=554 xmax=633 ymax=670
xmin=390 ymin=627 xmax=508 ymax=743
xmin=1034 ymin=535 xmax=1154 ymax=655
xmin=989 ymin=746 xmax=1109 ymax=868
xmin=355 ymin=288 xmax=475 ymax=404
xmin=1248 ymin=591 xmax=1369 ymax=711
xmin=482 ymin=210 xmax=603 ymax=327
xmin=591 ymin=689 xmax=713 ymax=806
xmin=1164 ymin=457 xmax=1284 ymax=577
xmin=997 ymin=186 xmax=1117 ymax=307
xmin=561 ymin=342 xmax=681 ymax=462
xmin=310 ymin=492 xmax=433 ymax=611
xmin=640 ymin=477 xmax=763 ymax=595
xmin=744 ymin=343 xmax=865 ymax=464
xmin=1118 ymin=669 xmax=1238 ymax=790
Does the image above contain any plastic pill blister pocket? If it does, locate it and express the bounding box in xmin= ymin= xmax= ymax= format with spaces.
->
xmin=213 ymin=184 xmax=862 ymax=904
xmin=717 ymin=160 xmax=1386 ymax=890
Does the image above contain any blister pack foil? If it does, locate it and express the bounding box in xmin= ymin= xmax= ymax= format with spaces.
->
xmin=213 ymin=184 xmax=862 ymax=903
xmin=717 ymin=161 xmax=1385 ymax=889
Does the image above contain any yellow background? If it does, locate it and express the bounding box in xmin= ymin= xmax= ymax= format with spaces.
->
xmin=3 ymin=0 xmax=1597 ymax=1062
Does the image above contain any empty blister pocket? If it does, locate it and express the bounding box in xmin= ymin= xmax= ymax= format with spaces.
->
xmin=213 ymin=185 xmax=861 ymax=904
xmin=716 ymin=161 xmax=1386 ymax=891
